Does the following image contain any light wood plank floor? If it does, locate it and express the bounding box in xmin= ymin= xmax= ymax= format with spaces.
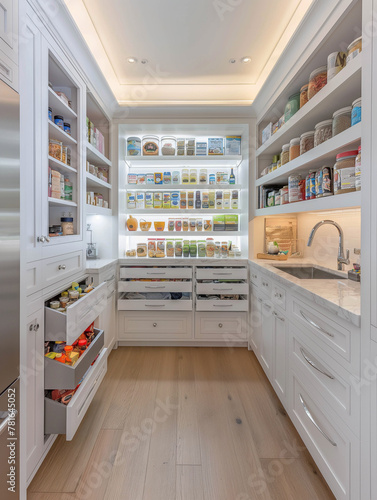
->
xmin=28 ymin=347 xmax=335 ymax=500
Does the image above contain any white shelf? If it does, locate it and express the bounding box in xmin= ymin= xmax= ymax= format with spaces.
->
xmin=48 ymin=197 xmax=77 ymax=207
xmin=86 ymin=204 xmax=112 ymax=215
xmin=255 ymin=191 xmax=361 ymax=216
xmin=125 ymin=231 xmax=241 ymax=237
xmin=125 ymin=155 xmax=242 ymax=167
xmin=48 ymin=155 xmax=77 ymax=174
xmin=256 ymin=123 xmax=361 ymax=187
xmin=126 ymin=209 xmax=242 ymax=215
xmin=256 ymin=55 xmax=362 ymax=157
xmin=48 ymin=87 xmax=77 ymax=119
xmin=48 ymin=120 xmax=77 ymax=145
xmin=124 ymin=183 xmax=242 ymax=190
xmin=86 ymin=142 xmax=112 ymax=167
xmin=86 ymin=172 xmax=112 ymax=189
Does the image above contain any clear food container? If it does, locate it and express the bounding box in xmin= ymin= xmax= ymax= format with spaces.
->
xmin=142 ymin=135 xmax=159 ymax=156
xmin=127 ymin=136 xmax=141 ymax=156
xmin=314 ymin=119 xmax=332 ymax=147
xmin=333 ymin=150 xmax=358 ymax=195
xmin=351 ymin=98 xmax=362 ymax=126
xmin=300 ymin=84 xmax=309 ymax=108
xmin=300 ymin=131 xmax=315 ymax=155
xmin=332 ymin=106 xmax=352 ymax=136
xmin=289 ymin=138 xmax=300 ymax=162
xmin=281 ymin=144 xmax=290 ymax=166
xmin=347 ymin=36 xmax=362 ymax=64
xmin=161 ymin=136 xmax=176 ymax=156
xmin=308 ymin=66 xmax=327 ymax=100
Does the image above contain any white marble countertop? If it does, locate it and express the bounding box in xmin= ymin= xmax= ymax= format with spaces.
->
xmin=249 ymin=258 xmax=361 ymax=327
xmin=85 ymin=258 xmax=118 ymax=274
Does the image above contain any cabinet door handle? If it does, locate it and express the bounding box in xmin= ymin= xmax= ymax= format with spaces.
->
xmin=58 ymin=265 xmax=66 ymax=270
xmin=0 ymin=414 xmax=10 ymax=437
xmin=299 ymin=393 xmax=337 ymax=447
xmin=38 ymin=236 xmax=45 ymax=243
xmin=44 ymin=235 xmax=50 ymax=243
xmin=300 ymin=347 xmax=334 ymax=379
xmin=273 ymin=311 xmax=285 ymax=321
xmin=153 ymin=323 xmax=157 ymax=327
xmin=300 ymin=310 xmax=334 ymax=338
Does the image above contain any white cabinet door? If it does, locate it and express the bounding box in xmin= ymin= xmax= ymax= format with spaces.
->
xmin=24 ymin=309 xmax=44 ymax=482
xmin=98 ymin=288 xmax=116 ymax=349
xmin=249 ymin=293 xmax=262 ymax=354
xmin=272 ymin=310 xmax=288 ymax=405
xmin=260 ymin=299 xmax=274 ymax=380
xmin=20 ymin=15 xmax=43 ymax=263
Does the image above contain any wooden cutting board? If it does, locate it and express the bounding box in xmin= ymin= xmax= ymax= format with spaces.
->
xmin=257 ymin=253 xmax=288 ymax=261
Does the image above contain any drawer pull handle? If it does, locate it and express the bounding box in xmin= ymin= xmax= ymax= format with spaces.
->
xmin=263 ymin=304 xmax=271 ymax=310
xmin=272 ymin=311 xmax=285 ymax=321
xmin=58 ymin=265 xmax=66 ymax=270
xmin=147 ymin=272 xmax=166 ymax=275
xmin=0 ymin=61 xmax=10 ymax=76
xmin=300 ymin=310 xmax=334 ymax=338
xmin=153 ymin=323 xmax=157 ymax=327
xmin=213 ymin=273 xmax=232 ymax=276
xmin=213 ymin=304 xmax=232 ymax=307
xmin=257 ymin=298 xmax=263 ymax=303
xmin=145 ymin=285 xmax=166 ymax=289
xmin=213 ymin=287 xmax=233 ymax=291
xmin=0 ymin=415 xmax=10 ymax=437
xmin=146 ymin=304 xmax=166 ymax=307
xmin=218 ymin=323 xmax=223 ymax=328
xmin=300 ymin=348 xmax=334 ymax=380
xmin=299 ymin=393 xmax=337 ymax=447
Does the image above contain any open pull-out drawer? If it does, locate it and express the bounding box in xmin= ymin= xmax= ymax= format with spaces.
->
xmin=45 ymin=282 xmax=107 ymax=345
xmin=196 ymin=282 xmax=248 ymax=295
xmin=120 ymin=267 xmax=192 ymax=280
xmin=196 ymin=298 xmax=248 ymax=312
xmin=118 ymin=280 xmax=192 ymax=293
xmin=196 ymin=268 xmax=248 ymax=280
xmin=45 ymin=329 xmax=104 ymax=390
xmin=118 ymin=295 xmax=193 ymax=311
xmin=45 ymin=347 xmax=107 ymax=441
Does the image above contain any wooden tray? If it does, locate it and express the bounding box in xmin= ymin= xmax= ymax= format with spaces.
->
xmin=257 ymin=253 xmax=288 ymax=261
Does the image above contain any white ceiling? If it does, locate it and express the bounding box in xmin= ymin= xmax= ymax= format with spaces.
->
xmin=64 ymin=0 xmax=314 ymax=107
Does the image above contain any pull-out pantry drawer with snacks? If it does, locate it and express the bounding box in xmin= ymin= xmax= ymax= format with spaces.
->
xmin=44 ymin=281 xmax=107 ymax=345
xmin=120 ymin=266 xmax=192 ymax=280
xmin=195 ymin=267 xmax=247 ymax=281
xmin=45 ymin=329 xmax=104 ymax=390
xmin=44 ymin=347 xmax=107 ymax=441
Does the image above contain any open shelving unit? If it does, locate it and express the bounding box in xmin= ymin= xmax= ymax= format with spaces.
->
xmin=119 ymin=123 xmax=249 ymax=259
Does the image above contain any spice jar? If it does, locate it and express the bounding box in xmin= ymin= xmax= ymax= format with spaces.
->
xmin=355 ymin=145 xmax=361 ymax=191
xmin=308 ymin=66 xmax=327 ymax=100
xmin=61 ymin=213 xmax=74 ymax=235
xmin=142 ymin=135 xmax=159 ymax=156
xmin=333 ymin=150 xmax=358 ymax=195
xmin=161 ymin=136 xmax=176 ymax=155
xmin=300 ymin=84 xmax=309 ymax=108
xmin=289 ymin=138 xmax=300 ymax=162
xmin=281 ymin=144 xmax=290 ymax=166
xmin=327 ymin=52 xmax=347 ymax=81
xmin=314 ymin=119 xmax=332 ymax=147
xmin=351 ymin=98 xmax=362 ymax=126
xmin=288 ymin=174 xmax=301 ymax=203
xmin=300 ymin=131 xmax=315 ymax=155
xmin=347 ymin=36 xmax=362 ymax=64
xmin=332 ymin=106 xmax=352 ymax=136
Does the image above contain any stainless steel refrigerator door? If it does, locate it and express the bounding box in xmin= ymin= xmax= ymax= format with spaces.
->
xmin=0 ymin=80 xmax=20 ymax=391
xmin=0 ymin=378 xmax=19 ymax=499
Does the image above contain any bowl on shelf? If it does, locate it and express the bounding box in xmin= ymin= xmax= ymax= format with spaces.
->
xmin=154 ymin=221 xmax=165 ymax=231
xmin=140 ymin=220 xmax=152 ymax=231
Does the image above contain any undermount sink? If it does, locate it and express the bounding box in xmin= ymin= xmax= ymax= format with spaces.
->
xmin=273 ymin=266 xmax=347 ymax=280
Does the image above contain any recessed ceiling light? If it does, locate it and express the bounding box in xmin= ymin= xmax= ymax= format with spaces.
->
xmin=127 ymin=57 xmax=137 ymax=63
xmin=229 ymin=58 xmax=236 ymax=64
xmin=241 ymin=57 xmax=251 ymax=64
xmin=141 ymin=59 xmax=148 ymax=65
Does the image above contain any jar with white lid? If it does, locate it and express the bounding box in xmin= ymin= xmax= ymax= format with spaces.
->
xmin=300 ymin=131 xmax=315 ymax=155
xmin=332 ymin=106 xmax=352 ymax=136
xmin=161 ymin=136 xmax=176 ymax=156
xmin=142 ymin=135 xmax=159 ymax=156
xmin=281 ymin=144 xmax=290 ymax=166
xmin=314 ymin=119 xmax=332 ymax=147
xmin=333 ymin=150 xmax=358 ymax=195
xmin=289 ymin=137 xmax=300 ymax=162
xmin=347 ymin=36 xmax=362 ymax=64
xmin=351 ymin=98 xmax=362 ymax=126
xmin=308 ymin=66 xmax=327 ymax=100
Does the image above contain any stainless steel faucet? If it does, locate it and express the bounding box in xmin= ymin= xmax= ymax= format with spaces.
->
xmin=307 ymin=220 xmax=350 ymax=271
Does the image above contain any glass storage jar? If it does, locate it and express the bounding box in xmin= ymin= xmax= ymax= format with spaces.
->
xmin=314 ymin=119 xmax=332 ymax=147
xmin=351 ymin=98 xmax=362 ymax=126
xmin=142 ymin=135 xmax=159 ymax=156
xmin=281 ymin=144 xmax=290 ymax=165
xmin=300 ymin=84 xmax=309 ymax=108
xmin=289 ymin=138 xmax=300 ymax=162
xmin=300 ymin=131 xmax=315 ymax=155
xmin=127 ymin=136 xmax=141 ymax=156
xmin=347 ymin=36 xmax=362 ymax=64
xmin=284 ymin=92 xmax=300 ymax=123
xmin=332 ymin=106 xmax=352 ymax=136
xmin=333 ymin=150 xmax=358 ymax=195
xmin=355 ymin=145 xmax=361 ymax=191
xmin=327 ymin=51 xmax=346 ymax=81
xmin=161 ymin=136 xmax=176 ymax=156
xmin=308 ymin=66 xmax=327 ymax=100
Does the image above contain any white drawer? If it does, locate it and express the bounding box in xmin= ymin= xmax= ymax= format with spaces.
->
xmin=45 ymin=282 xmax=108 ymax=345
xmin=272 ymin=283 xmax=286 ymax=310
xmin=290 ymin=371 xmax=359 ymax=500
xmin=45 ymin=348 xmax=107 ymax=441
xmin=119 ymin=311 xmax=192 ymax=341
xmin=118 ymin=281 xmax=192 ymax=293
xmin=196 ymin=299 xmax=248 ymax=312
xmin=195 ymin=312 xmax=247 ymax=341
xmin=120 ymin=267 xmax=192 ymax=279
xmin=45 ymin=329 xmax=104 ymax=390
xmin=290 ymin=324 xmax=359 ymax=435
xmin=196 ymin=283 xmax=248 ymax=295
xmin=249 ymin=267 xmax=260 ymax=286
xmin=291 ymin=295 xmax=360 ymax=376
xmin=196 ymin=268 xmax=247 ymax=280
xmin=118 ymin=298 xmax=193 ymax=311
xmin=42 ymin=251 xmax=84 ymax=289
